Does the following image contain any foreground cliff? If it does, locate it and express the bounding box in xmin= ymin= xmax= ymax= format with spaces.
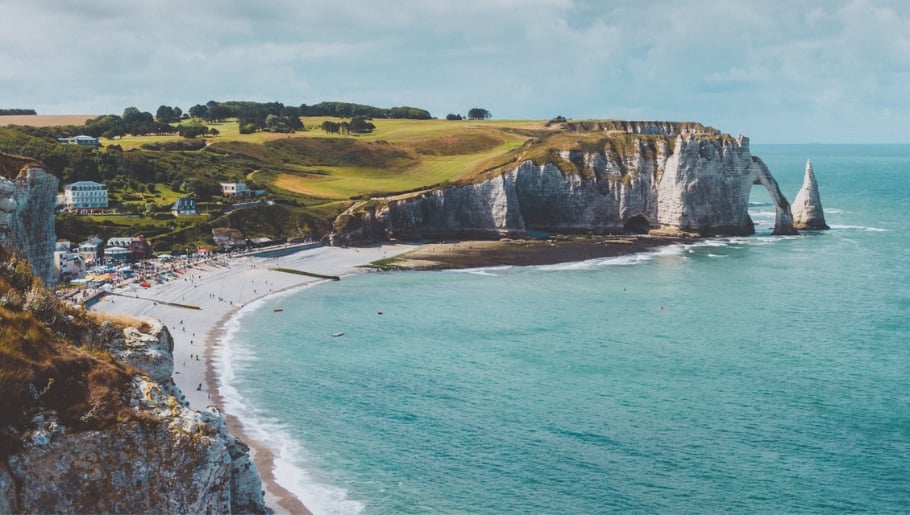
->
xmin=0 ymin=245 xmax=265 ymax=513
xmin=0 ymin=151 xmax=57 ymax=284
xmin=333 ymin=121 xmax=799 ymax=242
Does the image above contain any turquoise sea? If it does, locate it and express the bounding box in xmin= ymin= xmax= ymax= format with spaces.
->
xmin=217 ymin=145 xmax=910 ymax=514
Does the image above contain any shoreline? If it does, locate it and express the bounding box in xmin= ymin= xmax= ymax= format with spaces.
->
xmin=91 ymin=243 xmax=417 ymax=514
xmin=89 ymin=235 xmax=683 ymax=513
xmin=205 ymin=307 xmax=311 ymax=515
xmin=377 ymin=234 xmax=690 ymax=270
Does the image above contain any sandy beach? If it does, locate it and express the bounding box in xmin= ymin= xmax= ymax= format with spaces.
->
xmin=91 ymin=242 xmax=417 ymax=514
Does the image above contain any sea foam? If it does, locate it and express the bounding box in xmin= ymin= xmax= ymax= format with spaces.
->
xmin=215 ymin=296 xmax=365 ymax=515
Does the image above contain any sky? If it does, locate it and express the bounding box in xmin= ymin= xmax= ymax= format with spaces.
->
xmin=1 ymin=0 xmax=908 ymax=143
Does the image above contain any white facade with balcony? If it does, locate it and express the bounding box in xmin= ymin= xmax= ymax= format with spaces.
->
xmin=64 ymin=181 xmax=108 ymax=210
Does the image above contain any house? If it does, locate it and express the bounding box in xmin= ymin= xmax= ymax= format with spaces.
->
xmin=57 ymin=135 xmax=99 ymax=146
xmin=127 ymin=235 xmax=153 ymax=261
xmin=63 ymin=181 xmax=108 ymax=211
xmin=105 ymin=235 xmax=153 ymax=262
xmin=220 ymin=182 xmax=249 ymax=198
xmin=77 ymin=236 xmax=105 ymax=265
xmin=171 ymin=197 xmax=197 ymax=216
xmin=53 ymin=240 xmax=86 ymax=282
xmin=212 ymin=227 xmax=245 ymax=249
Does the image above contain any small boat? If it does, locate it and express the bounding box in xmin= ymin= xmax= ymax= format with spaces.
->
xmin=331 ymin=332 xmax=345 ymax=337
xmin=273 ymin=308 xmax=284 ymax=312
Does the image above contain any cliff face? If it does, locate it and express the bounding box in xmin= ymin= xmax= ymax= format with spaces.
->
xmin=0 ymin=152 xmax=58 ymax=284
xmin=0 ymin=318 xmax=266 ymax=514
xmin=0 ymin=247 xmax=266 ymax=515
xmin=350 ymin=125 xmax=797 ymax=242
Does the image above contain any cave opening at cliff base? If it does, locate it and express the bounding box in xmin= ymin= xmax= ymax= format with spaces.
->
xmin=623 ymin=215 xmax=651 ymax=234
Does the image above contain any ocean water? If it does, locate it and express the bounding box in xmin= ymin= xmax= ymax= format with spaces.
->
xmin=216 ymin=145 xmax=910 ymax=514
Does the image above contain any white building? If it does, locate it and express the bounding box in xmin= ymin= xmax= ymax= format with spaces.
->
xmin=220 ymin=182 xmax=249 ymax=198
xmin=57 ymin=135 xmax=99 ymax=146
xmin=63 ymin=181 xmax=108 ymax=211
xmin=53 ymin=241 xmax=86 ymax=282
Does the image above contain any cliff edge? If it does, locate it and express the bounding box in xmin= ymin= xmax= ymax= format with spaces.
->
xmin=332 ymin=121 xmax=799 ymax=243
xmin=0 ymin=245 xmax=266 ymax=514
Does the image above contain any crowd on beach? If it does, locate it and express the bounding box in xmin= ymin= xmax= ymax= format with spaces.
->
xmin=57 ymin=242 xmax=315 ymax=307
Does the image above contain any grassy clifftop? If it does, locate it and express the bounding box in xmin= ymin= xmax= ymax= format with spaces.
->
xmin=0 ymin=245 xmax=145 ymax=456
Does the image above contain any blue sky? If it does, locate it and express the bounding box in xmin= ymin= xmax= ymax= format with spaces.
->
xmin=1 ymin=0 xmax=907 ymax=143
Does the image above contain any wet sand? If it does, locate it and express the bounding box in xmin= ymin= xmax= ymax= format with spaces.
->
xmin=379 ymin=235 xmax=689 ymax=270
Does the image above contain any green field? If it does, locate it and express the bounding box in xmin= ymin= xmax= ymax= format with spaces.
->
xmin=102 ymin=117 xmax=547 ymax=200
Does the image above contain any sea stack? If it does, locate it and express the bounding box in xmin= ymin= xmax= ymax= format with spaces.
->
xmin=791 ymin=159 xmax=829 ymax=230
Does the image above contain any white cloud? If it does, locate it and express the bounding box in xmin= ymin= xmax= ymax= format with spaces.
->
xmin=0 ymin=0 xmax=908 ymax=141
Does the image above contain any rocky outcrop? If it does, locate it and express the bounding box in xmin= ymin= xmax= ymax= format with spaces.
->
xmin=792 ymin=159 xmax=829 ymax=230
xmin=344 ymin=124 xmax=798 ymax=242
xmin=0 ymin=319 xmax=266 ymax=514
xmin=0 ymin=152 xmax=58 ymax=284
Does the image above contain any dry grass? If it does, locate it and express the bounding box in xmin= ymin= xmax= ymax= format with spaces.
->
xmin=85 ymin=309 xmax=151 ymax=332
xmin=0 ymin=114 xmax=95 ymax=127
xmin=0 ymin=247 xmax=151 ymax=457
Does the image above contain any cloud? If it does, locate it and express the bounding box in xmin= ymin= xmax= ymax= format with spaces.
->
xmin=0 ymin=0 xmax=908 ymax=141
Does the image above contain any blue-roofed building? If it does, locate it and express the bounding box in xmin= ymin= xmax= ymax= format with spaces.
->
xmin=171 ymin=197 xmax=197 ymax=216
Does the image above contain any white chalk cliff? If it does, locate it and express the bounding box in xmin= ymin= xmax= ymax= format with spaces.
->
xmin=791 ymin=159 xmax=829 ymax=230
xmin=338 ymin=122 xmax=799 ymax=241
xmin=0 ymin=152 xmax=58 ymax=284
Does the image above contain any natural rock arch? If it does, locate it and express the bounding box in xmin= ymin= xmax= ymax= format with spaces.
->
xmin=749 ymin=157 xmax=798 ymax=235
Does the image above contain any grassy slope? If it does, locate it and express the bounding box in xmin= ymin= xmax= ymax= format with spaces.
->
xmin=104 ymin=118 xmax=546 ymax=201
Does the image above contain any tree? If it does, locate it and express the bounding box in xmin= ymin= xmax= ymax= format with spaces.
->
xmin=177 ymin=123 xmax=209 ymax=139
xmin=446 ymin=113 xmax=463 ymax=121
xmin=188 ymin=104 xmax=208 ymax=119
xmin=467 ymin=108 xmax=491 ymax=120
xmin=321 ymin=120 xmax=340 ymax=134
xmin=156 ymin=105 xmax=177 ymax=123
xmin=347 ymin=116 xmax=375 ymax=134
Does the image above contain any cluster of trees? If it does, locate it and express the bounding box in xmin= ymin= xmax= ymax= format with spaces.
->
xmin=186 ymin=101 xmax=303 ymax=134
xmin=0 ymin=109 xmax=37 ymax=116
xmin=300 ymin=102 xmax=431 ymax=120
xmin=320 ymin=117 xmax=376 ymax=135
xmin=447 ymin=108 xmax=492 ymax=121
xmin=80 ymin=107 xmax=178 ymax=139
xmin=155 ymin=105 xmax=184 ymax=123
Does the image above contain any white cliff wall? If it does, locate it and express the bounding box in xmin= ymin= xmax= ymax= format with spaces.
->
xmin=372 ymin=127 xmax=795 ymax=240
xmin=0 ymin=154 xmax=58 ymax=284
